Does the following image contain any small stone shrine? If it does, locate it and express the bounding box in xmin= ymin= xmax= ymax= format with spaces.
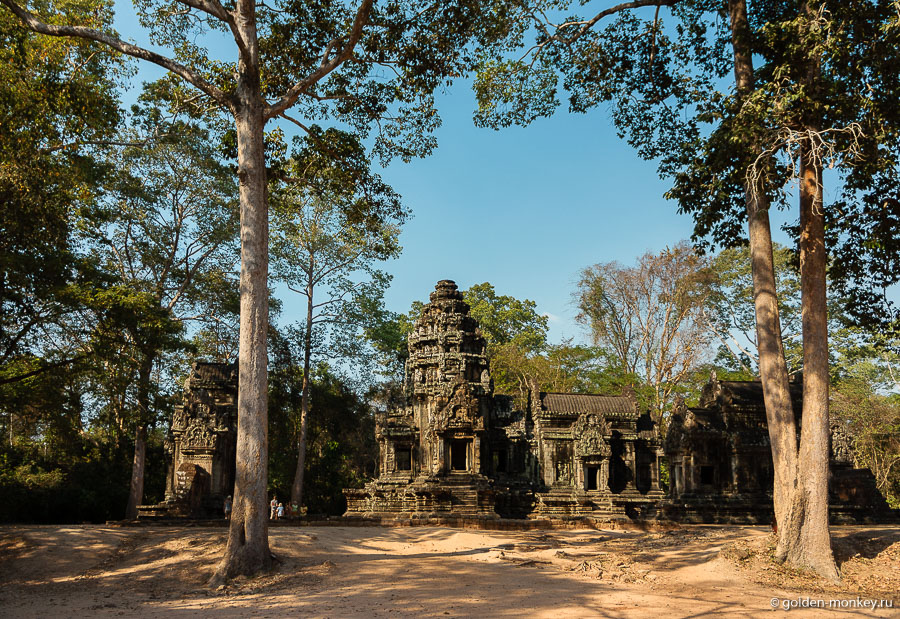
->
xmin=663 ymin=372 xmax=893 ymax=523
xmin=137 ymin=361 xmax=238 ymax=519
xmin=343 ymin=280 xmax=665 ymax=521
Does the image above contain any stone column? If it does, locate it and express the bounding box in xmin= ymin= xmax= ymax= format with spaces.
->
xmin=544 ymin=449 xmax=555 ymax=486
xmin=731 ymin=453 xmax=740 ymax=494
xmin=683 ymin=455 xmax=693 ymax=493
xmin=163 ymin=436 xmax=175 ymax=501
xmin=625 ymin=442 xmax=636 ymax=490
xmin=650 ymin=453 xmax=661 ymax=491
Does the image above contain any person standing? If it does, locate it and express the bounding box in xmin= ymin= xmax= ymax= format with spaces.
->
xmin=224 ymin=495 xmax=232 ymax=520
xmin=270 ymin=496 xmax=278 ymax=520
xmin=276 ymin=502 xmax=284 ymax=520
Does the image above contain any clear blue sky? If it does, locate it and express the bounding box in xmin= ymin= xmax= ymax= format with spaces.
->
xmin=373 ymin=84 xmax=698 ymax=343
xmin=110 ymin=3 xmax=804 ymax=345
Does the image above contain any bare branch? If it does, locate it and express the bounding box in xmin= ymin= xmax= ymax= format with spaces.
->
xmin=174 ymin=0 xmax=249 ymax=58
xmin=556 ymin=0 xmax=680 ymax=45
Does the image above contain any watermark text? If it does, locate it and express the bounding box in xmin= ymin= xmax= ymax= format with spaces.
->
xmin=771 ymin=596 xmax=894 ymax=612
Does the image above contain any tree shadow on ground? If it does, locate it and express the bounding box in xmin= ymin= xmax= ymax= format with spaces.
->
xmin=831 ymin=527 xmax=900 ymax=568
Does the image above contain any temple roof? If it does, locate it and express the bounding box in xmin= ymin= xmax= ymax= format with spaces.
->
xmin=702 ymin=379 xmax=802 ymax=411
xmin=540 ymin=393 xmax=635 ymax=415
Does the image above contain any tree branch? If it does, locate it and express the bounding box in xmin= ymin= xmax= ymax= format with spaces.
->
xmin=174 ymin=0 xmax=249 ymax=59
xmin=0 ymin=354 xmax=89 ymax=386
xmin=0 ymin=0 xmax=229 ymax=105
xmin=559 ymin=0 xmax=680 ymax=45
xmin=264 ymin=0 xmax=373 ymax=120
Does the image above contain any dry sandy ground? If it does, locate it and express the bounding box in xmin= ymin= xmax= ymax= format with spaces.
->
xmin=0 ymin=523 xmax=897 ymax=618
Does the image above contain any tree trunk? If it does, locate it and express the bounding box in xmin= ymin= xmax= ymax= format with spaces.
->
xmin=774 ymin=0 xmax=839 ymax=580
xmin=125 ymin=353 xmax=154 ymax=519
xmin=290 ymin=283 xmax=314 ymax=510
xmin=777 ymin=142 xmax=839 ymax=580
xmin=727 ymin=0 xmax=799 ymax=550
xmin=213 ymin=20 xmax=272 ymax=579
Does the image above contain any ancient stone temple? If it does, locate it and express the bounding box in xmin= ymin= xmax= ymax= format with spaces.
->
xmin=663 ymin=373 xmax=893 ymax=523
xmin=138 ymin=361 xmax=237 ymax=519
xmin=343 ymin=280 xmax=665 ymax=521
xmin=529 ymin=391 xmax=664 ymax=519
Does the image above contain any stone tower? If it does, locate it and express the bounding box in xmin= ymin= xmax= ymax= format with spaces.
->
xmin=346 ymin=280 xmax=500 ymax=517
xmin=406 ymin=279 xmax=494 ymax=478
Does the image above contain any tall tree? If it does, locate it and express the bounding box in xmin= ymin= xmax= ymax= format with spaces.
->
xmin=704 ymin=244 xmax=802 ymax=374
xmin=89 ymin=109 xmax=239 ymax=518
xmin=270 ymin=130 xmax=405 ymax=510
xmin=2 ymin=0 xmax=496 ymax=578
xmin=576 ymin=242 xmax=714 ymax=423
xmin=474 ymin=0 xmax=900 ymax=579
xmin=0 ymin=6 xmax=122 ymax=386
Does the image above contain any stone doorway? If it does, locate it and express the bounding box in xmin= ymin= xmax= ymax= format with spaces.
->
xmin=586 ymin=465 xmax=600 ymax=491
xmin=449 ymin=439 xmax=470 ymax=472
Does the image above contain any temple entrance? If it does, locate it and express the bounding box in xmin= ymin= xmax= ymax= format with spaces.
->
xmin=493 ymin=449 xmax=507 ymax=473
xmin=586 ymin=465 xmax=599 ymax=491
xmin=449 ymin=439 xmax=470 ymax=471
xmin=636 ymin=451 xmax=653 ymax=494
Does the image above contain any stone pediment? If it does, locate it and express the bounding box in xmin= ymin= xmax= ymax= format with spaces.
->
xmin=573 ymin=412 xmax=611 ymax=458
xmin=376 ymin=408 xmax=416 ymax=440
xmin=429 ymin=381 xmax=483 ymax=433
xmin=182 ymin=419 xmax=217 ymax=451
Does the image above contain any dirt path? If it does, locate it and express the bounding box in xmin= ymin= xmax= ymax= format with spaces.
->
xmin=0 ymin=524 xmax=896 ymax=617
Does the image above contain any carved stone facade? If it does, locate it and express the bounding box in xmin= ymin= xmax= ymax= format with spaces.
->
xmin=344 ymin=280 xmax=664 ymax=521
xmin=663 ymin=373 xmax=893 ymax=523
xmin=138 ymin=361 xmax=237 ymax=519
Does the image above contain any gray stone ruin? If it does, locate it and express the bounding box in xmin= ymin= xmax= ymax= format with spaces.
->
xmin=343 ymin=279 xmax=665 ymax=521
xmin=663 ymin=372 xmax=893 ymax=522
xmin=138 ymin=280 xmax=895 ymax=524
xmin=344 ymin=280 xmax=895 ymax=524
xmin=138 ymin=361 xmax=237 ymax=519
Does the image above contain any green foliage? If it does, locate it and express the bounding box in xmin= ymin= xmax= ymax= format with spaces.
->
xmin=0 ymin=425 xmax=168 ymax=523
xmin=267 ymin=348 xmax=375 ymax=515
xmin=270 ymin=128 xmax=407 ymax=376
xmin=706 ymin=244 xmax=802 ymax=373
xmin=361 ymin=303 xmax=419 ymax=381
xmin=456 ymin=282 xmax=548 ymax=399
xmin=0 ymin=3 xmax=123 ymax=380
xmin=832 ymin=362 xmax=900 ymax=508
xmin=463 ymin=282 xmax=549 ymax=353
xmin=474 ymin=1 xmax=900 ymax=332
xmin=87 ymin=0 xmax=511 ymax=167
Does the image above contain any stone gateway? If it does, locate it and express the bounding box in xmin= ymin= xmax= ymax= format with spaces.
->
xmin=138 ymin=361 xmax=238 ymax=519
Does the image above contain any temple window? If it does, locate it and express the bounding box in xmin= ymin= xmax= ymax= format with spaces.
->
xmin=700 ymin=465 xmax=715 ymax=485
xmin=493 ymin=449 xmax=507 ymax=473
